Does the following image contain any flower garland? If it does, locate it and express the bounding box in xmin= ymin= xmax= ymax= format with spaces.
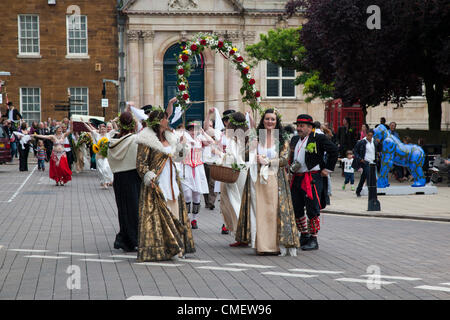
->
xmin=228 ymin=116 xmax=248 ymax=128
xmin=175 ymin=32 xmax=262 ymax=113
xmin=145 ymin=106 xmax=166 ymax=128
xmin=117 ymin=113 xmax=136 ymax=132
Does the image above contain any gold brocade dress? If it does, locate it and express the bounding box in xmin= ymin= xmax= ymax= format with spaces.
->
xmin=235 ymin=141 xmax=300 ymax=252
xmin=135 ymin=127 xmax=195 ymax=262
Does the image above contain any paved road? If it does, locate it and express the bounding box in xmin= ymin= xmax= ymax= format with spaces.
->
xmin=0 ymin=161 xmax=449 ymax=300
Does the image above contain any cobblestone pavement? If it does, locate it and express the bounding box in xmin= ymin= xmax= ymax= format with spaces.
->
xmin=0 ymin=160 xmax=449 ymax=300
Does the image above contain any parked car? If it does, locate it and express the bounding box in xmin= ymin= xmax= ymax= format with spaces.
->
xmin=0 ymin=126 xmax=12 ymax=164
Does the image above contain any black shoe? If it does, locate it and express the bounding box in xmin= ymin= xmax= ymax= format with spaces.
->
xmin=301 ymin=236 xmax=319 ymax=251
xmin=209 ymin=205 xmax=215 ymax=210
xmin=356 ymin=191 xmax=361 ymax=197
xmin=300 ymin=233 xmax=311 ymax=247
xmin=114 ymin=239 xmax=133 ymax=252
xmin=191 ymin=220 xmax=198 ymax=229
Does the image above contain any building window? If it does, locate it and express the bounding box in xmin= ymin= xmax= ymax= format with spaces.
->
xmin=66 ymin=15 xmax=88 ymax=55
xmin=266 ymin=61 xmax=296 ymax=98
xmin=20 ymin=88 xmax=41 ymax=124
xmin=69 ymin=87 xmax=89 ymax=115
xmin=18 ymin=15 xmax=40 ymax=55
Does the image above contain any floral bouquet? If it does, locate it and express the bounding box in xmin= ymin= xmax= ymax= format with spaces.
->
xmin=93 ymin=137 xmax=109 ymax=158
xmin=76 ymin=132 xmax=92 ymax=148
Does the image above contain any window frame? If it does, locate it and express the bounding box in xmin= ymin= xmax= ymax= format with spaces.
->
xmin=265 ymin=61 xmax=297 ymax=99
xmin=17 ymin=14 xmax=40 ymax=56
xmin=66 ymin=14 xmax=89 ymax=57
xmin=68 ymin=87 xmax=89 ymax=115
xmin=20 ymin=87 xmax=41 ymax=124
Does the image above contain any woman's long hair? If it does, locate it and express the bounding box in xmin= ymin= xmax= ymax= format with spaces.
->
xmin=257 ymin=108 xmax=285 ymax=154
xmin=116 ymin=111 xmax=135 ymax=138
xmin=147 ymin=109 xmax=168 ymax=142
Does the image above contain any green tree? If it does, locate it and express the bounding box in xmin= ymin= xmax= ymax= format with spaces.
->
xmin=245 ymin=27 xmax=334 ymax=103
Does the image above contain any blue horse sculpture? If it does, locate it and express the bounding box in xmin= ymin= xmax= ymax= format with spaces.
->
xmin=373 ymin=125 xmax=426 ymax=188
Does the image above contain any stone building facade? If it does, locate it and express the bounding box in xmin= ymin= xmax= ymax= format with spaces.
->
xmin=120 ymin=0 xmax=449 ymax=130
xmin=0 ymin=0 xmax=118 ymax=124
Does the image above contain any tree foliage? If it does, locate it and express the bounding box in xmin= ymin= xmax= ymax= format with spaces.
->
xmin=286 ymin=0 xmax=450 ymax=131
xmin=245 ymin=27 xmax=334 ymax=103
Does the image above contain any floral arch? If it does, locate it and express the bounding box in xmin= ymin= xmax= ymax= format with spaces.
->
xmin=175 ymin=32 xmax=262 ymax=115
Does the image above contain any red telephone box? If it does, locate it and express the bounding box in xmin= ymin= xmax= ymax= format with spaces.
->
xmin=324 ymin=98 xmax=364 ymax=134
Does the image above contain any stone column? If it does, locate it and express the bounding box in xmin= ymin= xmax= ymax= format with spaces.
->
xmin=227 ymin=31 xmax=242 ymax=111
xmin=213 ymin=31 xmax=227 ymax=113
xmin=142 ymin=31 xmax=155 ymax=106
xmin=127 ymin=30 xmax=141 ymax=106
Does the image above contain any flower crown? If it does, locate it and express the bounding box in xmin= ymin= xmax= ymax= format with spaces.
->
xmin=116 ymin=113 xmax=136 ymax=132
xmin=145 ymin=106 xmax=166 ymax=128
xmin=260 ymin=107 xmax=282 ymax=120
xmin=228 ymin=116 xmax=247 ymax=128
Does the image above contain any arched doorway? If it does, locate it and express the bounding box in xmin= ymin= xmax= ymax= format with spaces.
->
xmin=163 ymin=43 xmax=204 ymax=127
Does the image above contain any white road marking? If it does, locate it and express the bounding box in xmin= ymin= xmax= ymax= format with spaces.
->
xmin=262 ymin=272 xmax=317 ymax=278
xmin=360 ymin=275 xmax=422 ymax=281
xmin=127 ymin=296 xmax=223 ymax=300
xmin=196 ymin=266 xmax=247 ymax=272
xmin=80 ymin=258 xmax=123 ymax=263
xmin=24 ymin=255 xmax=67 ymax=259
xmin=135 ymin=262 xmax=184 ymax=267
xmin=289 ymin=268 xmax=344 ymax=274
xmin=440 ymin=283 xmax=450 ymax=286
xmin=58 ymin=252 xmax=98 ymax=256
xmin=7 ymin=166 xmax=37 ymax=202
xmin=226 ymin=263 xmax=276 ymax=269
xmin=180 ymin=259 xmax=213 ymax=264
xmin=9 ymin=249 xmax=49 ymax=253
xmin=415 ymin=285 xmax=450 ymax=293
xmin=0 ymin=245 xmax=4 ymax=250
xmin=109 ymin=255 xmax=137 ymax=259
xmin=335 ymin=278 xmax=395 ymax=285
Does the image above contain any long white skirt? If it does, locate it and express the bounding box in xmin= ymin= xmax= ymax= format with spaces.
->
xmin=180 ymin=163 xmax=209 ymax=194
xmin=96 ymin=156 xmax=113 ymax=184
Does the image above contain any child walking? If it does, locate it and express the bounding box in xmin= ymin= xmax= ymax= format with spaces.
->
xmin=36 ymin=140 xmax=47 ymax=171
xmin=342 ymin=150 xmax=355 ymax=191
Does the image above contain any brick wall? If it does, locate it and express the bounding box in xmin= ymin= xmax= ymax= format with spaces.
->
xmin=0 ymin=0 xmax=118 ymax=123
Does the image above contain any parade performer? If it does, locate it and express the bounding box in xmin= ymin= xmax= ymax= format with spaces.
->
xmin=34 ymin=123 xmax=74 ymax=186
xmin=235 ymin=109 xmax=300 ymax=256
xmin=289 ymin=114 xmax=338 ymax=251
xmin=84 ymin=122 xmax=114 ymax=189
xmin=180 ymin=121 xmax=214 ymax=230
xmin=135 ymin=104 xmax=195 ymax=262
xmin=215 ymin=112 xmax=249 ymax=243
xmin=108 ymin=111 xmax=141 ymax=252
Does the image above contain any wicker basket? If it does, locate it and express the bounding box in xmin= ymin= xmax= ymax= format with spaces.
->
xmin=209 ymin=164 xmax=240 ymax=183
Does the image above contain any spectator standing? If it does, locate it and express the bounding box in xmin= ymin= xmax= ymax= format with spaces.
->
xmin=353 ymin=129 xmax=377 ymax=197
xmin=36 ymin=140 xmax=46 ymax=171
xmin=336 ymin=117 xmax=356 ymax=158
xmin=360 ymin=124 xmax=369 ymax=140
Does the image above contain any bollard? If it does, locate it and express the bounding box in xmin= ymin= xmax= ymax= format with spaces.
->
xmin=368 ymin=163 xmax=380 ymax=211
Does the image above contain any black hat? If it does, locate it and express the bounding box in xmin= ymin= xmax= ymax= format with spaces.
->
xmin=142 ymin=105 xmax=153 ymax=114
xmin=7 ymin=101 xmax=13 ymax=106
xmin=222 ymin=109 xmax=236 ymax=122
xmin=293 ymin=114 xmax=314 ymax=125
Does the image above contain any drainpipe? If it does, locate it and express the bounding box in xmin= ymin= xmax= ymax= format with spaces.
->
xmin=117 ymin=0 xmax=126 ymax=113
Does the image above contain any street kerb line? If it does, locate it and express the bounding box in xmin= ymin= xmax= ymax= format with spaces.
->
xmin=7 ymin=165 xmax=37 ymax=203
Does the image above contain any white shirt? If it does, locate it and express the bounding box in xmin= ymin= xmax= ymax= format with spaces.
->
xmin=158 ymin=145 xmax=180 ymax=201
xmin=8 ymin=109 xmax=14 ymax=121
xmin=342 ymin=158 xmax=355 ymax=173
xmin=294 ymin=136 xmax=320 ymax=173
xmin=364 ymin=138 xmax=376 ymax=163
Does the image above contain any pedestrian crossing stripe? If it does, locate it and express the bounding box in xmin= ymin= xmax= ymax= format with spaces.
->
xmin=196 ymin=266 xmax=247 ymax=272
xmin=415 ymin=285 xmax=450 ymax=293
xmin=289 ymin=268 xmax=344 ymax=274
xmin=58 ymin=252 xmax=98 ymax=256
xmin=261 ymin=272 xmax=317 ymax=278
xmin=135 ymin=262 xmax=184 ymax=267
xmin=335 ymin=278 xmax=395 ymax=285
xmin=360 ymin=275 xmax=422 ymax=281
xmin=181 ymin=259 xmax=213 ymax=264
xmin=24 ymin=255 xmax=67 ymax=259
xmin=226 ymin=263 xmax=276 ymax=269
xmin=109 ymin=255 xmax=137 ymax=259
xmin=11 ymin=249 xmax=50 ymax=253
xmin=80 ymin=258 xmax=123 ymax=263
